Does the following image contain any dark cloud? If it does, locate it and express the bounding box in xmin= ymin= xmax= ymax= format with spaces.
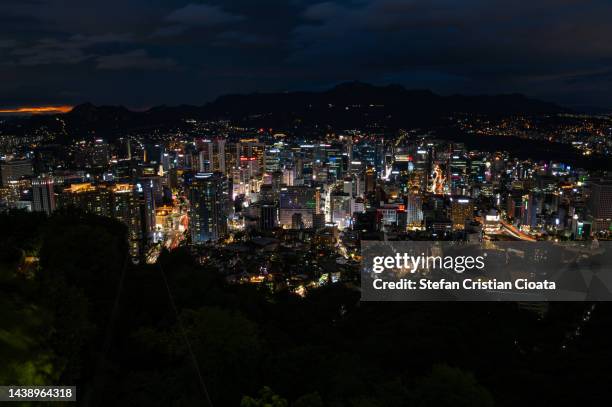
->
xmin=1 ymin=0 xmax=612 ymax=108
xmin=5 ymin=33 xmax=132 ymax=66
xmin=165 ymin=3 xmax=245 ymax=26
xmin=96 ymin=49 xmax=177 ymax=70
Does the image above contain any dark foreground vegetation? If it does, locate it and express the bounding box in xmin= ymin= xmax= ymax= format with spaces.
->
xmin=1 ymin=210 xmax=611 ymax=406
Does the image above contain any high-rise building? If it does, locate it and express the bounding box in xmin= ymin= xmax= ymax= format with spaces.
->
xmin=507 ymin=191 xmax=523 ymax=220
xmin=406 ymin=193 xmax=423 ymax=227
xmin=258 ymin=202 xmax=278 ymax=230
xmin=188 ymin=173 xmax=228 ymax=243
xmin=32 ymin=177 xmax=56 ymax=214
xmin=521 ymin=193 xmax=541 ymax=229
xmin=450 ymin=196 xmax=473 ymax=230
xmin=92 ymin=139 xmax=110 ymax=168
xmin=364 ymin=167 xmax=376 ymax=194
xmin=58 ymin=182 xmax=143 ymax=259
xmin=588 ymin=180 xmax=612 ymax=233
xmin=198 ymin=138 xmax=226 ymax=173
xmin=112 ymin=184 xmax=143 ymax=259
xmin=235 ymin=139 xmax=265 ymax=177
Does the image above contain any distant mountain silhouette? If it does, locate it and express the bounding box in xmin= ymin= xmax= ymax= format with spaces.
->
xmin=10 ymin=82 xmax=565 ymax=139
xmin=200 ymin=82 xmax=566 ymax=127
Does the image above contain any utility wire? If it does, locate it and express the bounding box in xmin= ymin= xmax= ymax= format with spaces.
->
xmin=158 ymin=261 xmax=214 ymax=407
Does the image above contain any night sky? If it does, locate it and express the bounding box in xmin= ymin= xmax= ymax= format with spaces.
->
xmin=2 ymin=0 xmax=612 ymax=109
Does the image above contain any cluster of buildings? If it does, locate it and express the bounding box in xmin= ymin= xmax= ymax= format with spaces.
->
xmin=1 ymin=127 xmax=611 ymax=264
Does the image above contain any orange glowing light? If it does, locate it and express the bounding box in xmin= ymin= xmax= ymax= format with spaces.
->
xmin=0 ymin=105 xmax=74 ymax=115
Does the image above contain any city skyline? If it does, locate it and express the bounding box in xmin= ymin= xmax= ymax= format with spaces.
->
xmin=2 ymin=2 xmax=612 ymax=406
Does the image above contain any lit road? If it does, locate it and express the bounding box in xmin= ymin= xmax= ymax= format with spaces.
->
xmin=499 ymin=220 xmax=537 ymax=242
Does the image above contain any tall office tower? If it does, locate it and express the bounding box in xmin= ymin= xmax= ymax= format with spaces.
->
xmin=224 ymin=142 xmax=240 ymax=175
xmin=188 ymin=173 xmax=228 ymax=243
xmin=374 ymin=138 xmax=386 ymax=173
xmin=92 ymin=139 xmax=110 ymax=168
xmin=258 ymin=202 xmax=278 ymax=230
xmin=406 ymin=193 xmax=423 ymax=226
xmin=282 ymin=167 xmax=295 ymax=186
xmin=364 ymin=167 xmax=376 ymax=194
xmin=264 ymin=146 xmax=281 ymax=173
xmin=161 ymin=152 xmax=171 ymax=172
xmin=139 ymin=176 xmax=164 ymax=205
xmin=137 ymin=179 xmax=157 ymax=241
xmin=112 ymin=184 xmax=142 ymax=259
xmin=32 ymin=177 xmax=56 ymax=214
xmin=449 ymin=143 xmax=468 ymax=195
xmin=450 ymin=196 xmax=474 ymax=230
xmin=345 ymin=136 xmax=353 ymax=165
xmin=279 ymin=186 xmax=316 ymax=228
xmin=521 ymin=192 xmax=541 ymax=229
xmin=198 ymin=138 xmax=226 ymax=174
xmin=237 ymin=139 xmax=265 ymax=177
xmin=588 ymin=180 xmax=612 ymax=232
xmin=506 ymin=191 xmax=523 ymax=220
xmin=412 ymin=147 xmax=429 ymax=191
xmin=0 ymin=159 xmax=33 ymax=186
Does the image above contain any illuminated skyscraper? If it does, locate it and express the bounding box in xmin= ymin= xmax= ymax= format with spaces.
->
xmin=406 ymin=193 xmax=423 ymax=227
xmin=198 ymin=138 xmax=226 ymax=173
xmin=258 ymin=202 xmax=278 ymax=230
xmin=588 ymin=180 xmax=612 ymax=232
xmin=364 ymin=167 xmax=376 ymax=194
xmin=58 ymin=182 xmax=143 ymax=259
xmin=112 ymin=184 xmax=142 ymax=259
xmin=32 ymin=177 xmax=56 ymax=215
xmin=92 ymin=139 xmax=110 ymax=168
xmin=188 ymin=173 xmax=228 ymax=243
xmin=450 ymin=196 xmax=473 ymax=230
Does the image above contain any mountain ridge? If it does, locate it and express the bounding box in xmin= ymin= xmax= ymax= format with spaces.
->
xmin=65 ymin=81 xmax=567 ymax=120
